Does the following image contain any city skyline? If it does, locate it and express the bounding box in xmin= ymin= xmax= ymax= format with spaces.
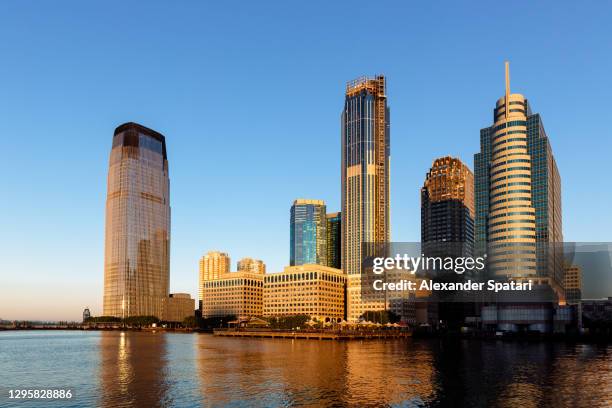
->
xmin=2 ymin=2 xmax=612 ymax=321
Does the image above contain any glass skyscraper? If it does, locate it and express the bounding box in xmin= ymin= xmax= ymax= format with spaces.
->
xmin=421 ymin=156 xmax=475 ymax=328
xmin=341 ymin=75 xmax=390 ymax=321
xmin=421 ymin=156 xmax=474 ymax=254
xmin=474 ymin=63 xmax=563 ymax=293
xmin=103 ymin=122 xmax=170 ymax=319
xmin=326 ymin=212 xmax=341 ymax=269
xmin=290 ymin=199 xmax=327 ymax=266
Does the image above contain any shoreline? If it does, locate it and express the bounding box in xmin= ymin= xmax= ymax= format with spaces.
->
xmin=2 ymin=327 xmax=610 ymax=343
xmin=213 ymin=328 xmax=412 ymax=340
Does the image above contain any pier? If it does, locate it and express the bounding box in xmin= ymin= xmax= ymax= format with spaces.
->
xmin=213 ymin=328 xmax=412 ymax=340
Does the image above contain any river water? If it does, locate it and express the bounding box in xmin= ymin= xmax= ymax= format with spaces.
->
xmin=0 ymin=330 xmax=610 ymax=407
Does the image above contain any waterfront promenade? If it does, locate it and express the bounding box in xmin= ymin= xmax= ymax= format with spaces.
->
xmin=213 ymin=328 xmax=412 ymax=340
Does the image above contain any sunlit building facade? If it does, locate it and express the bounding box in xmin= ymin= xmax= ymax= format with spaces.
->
xmin=342 ymin=75 xmax=390 ymax=321
xmin=263 ymin=265 xmax=346 ymax=322
xmin=474 ymin=63 xmax=564 ymax=333
xmin=201 ymin=271 xmax=264 ymax=319
xmin=237 ymin=257 xmax=266 ymax=274
xmin=326 ymin=212 xmax=341 ymax=269
xmin=421 ymin=156 xmax=474 ymax=252
xmin=474 ymin=63 xmax=562 ymax=292
xmin=564 ymin=264 xmax=582 ymax=304
xmin=103 ymin=122 xmax=170 ymax=319
xmin=290 ymin=199 xmax=327 ymax=266
xmin=199 ymin=251 xmax=231 ymax=308
xmin=166 ymin=293 xmax=195 ymax=322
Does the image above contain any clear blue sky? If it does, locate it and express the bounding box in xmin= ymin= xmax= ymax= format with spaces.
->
xmin=1 ymin=1 xmax=610 ymax=321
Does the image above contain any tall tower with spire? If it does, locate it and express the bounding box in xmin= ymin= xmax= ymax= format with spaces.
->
xmin=474 ymin=63 xmax=563 ymax=294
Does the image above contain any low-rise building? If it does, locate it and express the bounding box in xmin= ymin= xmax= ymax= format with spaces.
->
xmin=564 ymin=264 xmax=582 ymax=304
xmin=263 ymin=264 xmax=345 ymax=322
xmin=201 ymin=271 xmax=264 ymax=319
xmin=165 ymin=293 xmax=195 ymax=323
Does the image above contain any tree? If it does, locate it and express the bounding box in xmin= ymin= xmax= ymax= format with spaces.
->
xmin=360 ymin=310 xmax=400 ymax=324
xmin=84 ymin=316 xmax=122 ymax=323
xmin=266 ymin=315 xmax=309 ymax=329
xmin=182 ymin=315 xmax=198 ymax=328
xmin=123 ymin=315 xmax=159 ymax=328
xmin=199 ymin=315 xmax=236 ymax=329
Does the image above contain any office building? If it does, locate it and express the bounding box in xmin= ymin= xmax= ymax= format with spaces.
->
xmin=166 ymin=293 xmax=195 ymax=323
xmin=103 ymin=122 xmax=170 ymax=319
xmin=263 ymin=265 xmax=346 ymax=322
xmin=420 ymin=156 xmax=476 ymax=328
xmin=290 ymin=199 xmax=327 ymax=266
xmin=421 ymin=156 xmax=474 ymax=253
xmin=473 ymin=63 xmax=564 ymax=333
xmin=201 ymin=271 xmax=264 ymax=319
xmin=199 ymin=251 xmax=231 ymax=308
xmin=564 ymin=264 xmax=582 ymax=304
xmin=326 ymin=212 xmax=341 ymax=269
xmin=474 ymin=63 xmax=562 ymax=290
xmin=342 ymin=75 xmax=390 ymax=321
xmin=237 ymin=257 xmax=266 ymax=274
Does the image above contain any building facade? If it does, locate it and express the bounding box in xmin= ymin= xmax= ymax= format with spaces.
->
xmin=326 ymin=212 xmax=341 ymax=269
xmin=199 ymin=251 xmax=231 ymax=308
xmin=263 ymin=265 xmax=346 ymax=322
xmin=237 ymin=257 xmax=266 ymax=274
xmin=290 ymin=199 xmax=327 ymax=266
xmin=201 ymin=271 xmax=263 ymax=319
xmin=421 ymin=156 xmax=474 ymax=252
xmin=474 ymin=63 xmax=562 ymax=290
xmin=166 ymin=293 xmax=195 ymax=323
xmin=341 ymin=75 xmax=390 ymax=321
xmin=103 ymin=122 xmax=170 ymax=319
xmin=564 ymin=264 xmax=582 ymax=304
xmin=473 ymin=63 xmax=564 ymax=333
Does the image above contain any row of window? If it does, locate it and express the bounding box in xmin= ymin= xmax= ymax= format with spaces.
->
xmin=489 ymin=211 xmax=534 ymax=220
xmin=489 ymin=235 xmax=535 ymax=242
xmin=491 ymin=158 xmax=530 ymax=170
xmin=490 ymin=189 xmax=531 ymax=199
xmin=492 ymin=120 xmax=527 ymax=133
xmin=489 ymin=218 xmax=535 ymax=227
xmin=491 ymin=173 xmax=531 ymax=183
xmin=491 ymin=166 xmax=531 ymax=177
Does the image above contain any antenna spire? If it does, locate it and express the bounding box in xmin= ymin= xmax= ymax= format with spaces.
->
xmin=505 ymin=61 xmax=510 ymax=119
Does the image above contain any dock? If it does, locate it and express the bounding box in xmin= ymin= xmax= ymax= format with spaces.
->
xmin=213 ymin=329 xmax=412 ymax=340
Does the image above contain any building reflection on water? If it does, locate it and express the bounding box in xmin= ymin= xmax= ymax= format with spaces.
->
xmin=428 ymin=340 xmax=612 ymax=407
xmin=195 ymin=336 xmax=437 ymax=407
xmin=93 ymin=332 xmax=612 ymax=407
xmin=98 ymin=331 xmax=170 ymax=407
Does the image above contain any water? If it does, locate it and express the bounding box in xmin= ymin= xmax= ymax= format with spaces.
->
xmin=0 ymin=331 xmax=610 ymax=407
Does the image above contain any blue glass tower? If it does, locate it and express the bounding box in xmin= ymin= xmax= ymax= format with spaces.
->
xmin=290 ymin=199 xmax=327 ymax=266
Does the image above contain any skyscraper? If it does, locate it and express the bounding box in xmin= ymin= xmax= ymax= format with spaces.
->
xmin=421 ymin=156 xmax=475 ymax=328
xmin=326 ymin=212 xmax=341 ymax=269
xmin=342 ymin=75 xmax=390 ymax=321
xmin=474 ymin=63 xmax=563 ymax=294
xmin=237 ymin=257 xmax=266 ymax=274
xmin=421 ymin=156 xmax=474 ymax=252
xmin=103 ymin=122 xmax=170 ymax=319
xmin=199 ymin=251 xmax=231 ymax=307
xmin=290 ymin=199 xmax=327 ymax=266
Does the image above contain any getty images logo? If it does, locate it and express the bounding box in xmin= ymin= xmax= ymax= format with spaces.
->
xmin=372 ymin=254 xmax=487 ymax=275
